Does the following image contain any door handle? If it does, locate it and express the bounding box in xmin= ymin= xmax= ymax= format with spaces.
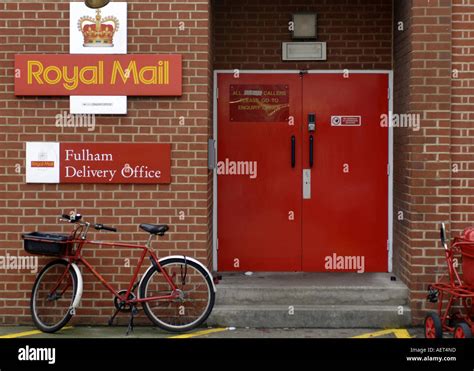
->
xmin=309 ymin=135 xmax=314 ymax=168
xmin=291 ymin=135 xmax=296 ymax=168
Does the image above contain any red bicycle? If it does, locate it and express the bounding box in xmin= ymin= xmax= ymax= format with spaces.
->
xmin=22 ymin=212 xmax=216 ymax=334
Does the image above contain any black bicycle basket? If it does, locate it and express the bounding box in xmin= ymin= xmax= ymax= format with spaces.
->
xmin=22 ymin=232 xmax=73 ymax=256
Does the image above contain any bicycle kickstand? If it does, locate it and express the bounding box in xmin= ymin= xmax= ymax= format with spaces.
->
xmin=125 ymin=305 xmax=139 ymax=336
xmin=108 ymin=307 xmax=120 ymax=326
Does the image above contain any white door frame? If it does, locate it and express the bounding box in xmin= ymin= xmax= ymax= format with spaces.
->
xmin=212 ymin=70 xmax=394 ymax=272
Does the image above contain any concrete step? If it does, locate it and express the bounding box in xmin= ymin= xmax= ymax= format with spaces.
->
xmin=216 ymin=285 xmax=408 ymax=306
xmin=207 ymin=304 xmax=412 ymax=329
xmin=208 ymin=272 xmax=412 ymax=328
xmin=215 ymin=272 xmax=409 ymax=306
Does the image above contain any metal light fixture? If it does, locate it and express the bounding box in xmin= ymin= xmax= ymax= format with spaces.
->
xmin=85 ymin=0 xmax=110 ymax=9
xmin=292 ymin=13 xmax=317 ymax=39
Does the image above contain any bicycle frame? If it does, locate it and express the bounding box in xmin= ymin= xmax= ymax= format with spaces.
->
xmin=56 ymin=222 xmax=180 ymax=305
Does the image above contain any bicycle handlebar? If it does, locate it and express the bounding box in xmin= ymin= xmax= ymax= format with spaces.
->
xmin=94 ymin=224 xmax=117 ymax=233
xmin=60 ymin=213 xmax=117 ymax=233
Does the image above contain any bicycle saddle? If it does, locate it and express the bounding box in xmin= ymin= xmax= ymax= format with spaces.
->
xmin=139 ymin=223 xmax=169 ymax=236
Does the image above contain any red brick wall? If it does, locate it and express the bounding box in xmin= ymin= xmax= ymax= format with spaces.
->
xmin=451 ymin=2 xmax=474 ymax=237
xmin=0 ymin=0 xmax=213 ymax=325
xmin=213 ymin=0 xmax=393 ymax=70
xmin=392 ymin=0 xmax=413 ymax=290
xmin=1 ymin=0 xmax=469 ymax=329
xmin=448 ymin=0 xmax=474 ymax=316
xmin=393 ymin=0 xmax=453 ymax=324
xmin=206 ymin=1 xmax=214 ymax=269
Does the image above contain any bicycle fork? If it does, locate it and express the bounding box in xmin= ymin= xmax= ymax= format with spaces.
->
xmin=64 ymin=261 xmax=83 ymax=316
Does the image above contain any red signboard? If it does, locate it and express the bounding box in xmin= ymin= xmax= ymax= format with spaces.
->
xmin=59 ymin=143 xmax=171 ymax=184
xmin=229 ymin=84 xmax=289 ymax=122
xmin=331 ymin=115 xmax=362 ymax=127
xmin=14 ymin=54 xmax=182 ymax=96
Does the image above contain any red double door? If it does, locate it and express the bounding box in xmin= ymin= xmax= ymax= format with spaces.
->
xmin=217 ymin=72 xmax=389 ymax=272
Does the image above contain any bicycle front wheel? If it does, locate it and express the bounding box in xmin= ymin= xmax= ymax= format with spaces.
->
xmin=31 ymin=259 xmax=78 ymax=333
xmin=140 ymin=257 xmax=215 ymax=332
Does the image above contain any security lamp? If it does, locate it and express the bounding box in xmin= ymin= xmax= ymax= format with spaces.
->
xmin=292 ymin=13 xmax=317 ymax=39
xmin=85 ymin=0 xmax=110 ymax=9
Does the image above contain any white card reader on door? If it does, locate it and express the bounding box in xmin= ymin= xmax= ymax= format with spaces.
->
xmin=303 ymin=169 xmax=311 ymax=199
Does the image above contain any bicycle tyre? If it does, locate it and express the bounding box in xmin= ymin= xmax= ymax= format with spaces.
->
xmin=140 ymin=257 xmax=215 ymax=332
xmin=30 ymin=259 xmax=78 ymax=333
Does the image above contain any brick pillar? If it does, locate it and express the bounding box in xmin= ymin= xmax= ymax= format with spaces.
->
xmin=393 ymin=0 xmax=452 ymax=324
xmin=451 ymin=2 xmax=474 ymax=234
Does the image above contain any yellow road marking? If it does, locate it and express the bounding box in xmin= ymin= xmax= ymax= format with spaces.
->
xmin=352 ymin=328 xmax=411 ymax=339
xmin=168 ymin=327 xmax=228 ymax=339
xmin=0 ymin=326 xmax=73 ymax=339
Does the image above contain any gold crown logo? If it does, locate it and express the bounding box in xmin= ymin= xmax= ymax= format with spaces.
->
xmin=77 ymin=9 xmax=119 ymax=47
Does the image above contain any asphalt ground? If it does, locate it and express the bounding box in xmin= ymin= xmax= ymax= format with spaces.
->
xmin=0 ymin=325 xmax=424 ymax=339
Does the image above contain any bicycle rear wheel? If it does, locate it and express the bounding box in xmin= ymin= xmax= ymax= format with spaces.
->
xmin=140 ymin=257 xmax=215 ymax=332
xmin=31 ymin=259 xmax=78 ymax=333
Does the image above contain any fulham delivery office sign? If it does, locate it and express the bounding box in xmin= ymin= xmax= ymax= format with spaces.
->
xmin=26 ymin=142 xmax=171 ymax=184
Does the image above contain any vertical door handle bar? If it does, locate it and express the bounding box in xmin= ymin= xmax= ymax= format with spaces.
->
xmin=291 ymin=135 xmax=296 ymax=168
xmin=309 ymin=135 xmax=314 ymax=168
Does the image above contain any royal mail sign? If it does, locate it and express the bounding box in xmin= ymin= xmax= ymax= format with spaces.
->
xmin=26 ymin=142 xmax=171 ymax=184
xmin=14 ymin=54 xmax=182 ymax=96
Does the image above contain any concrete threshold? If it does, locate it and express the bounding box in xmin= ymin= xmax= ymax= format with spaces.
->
xmin=207 ymin=272 xmax=411 ymax=328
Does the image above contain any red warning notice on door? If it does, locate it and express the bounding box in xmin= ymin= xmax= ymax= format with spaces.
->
xmin=229 ymin=85 xmax=289 ymax=122
xmin=331 ymin=116 xmax=362 ymax=127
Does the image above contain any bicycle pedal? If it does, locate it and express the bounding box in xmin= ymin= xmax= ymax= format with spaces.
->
xmin=427 ymin=286 xmax=439 ymax=303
